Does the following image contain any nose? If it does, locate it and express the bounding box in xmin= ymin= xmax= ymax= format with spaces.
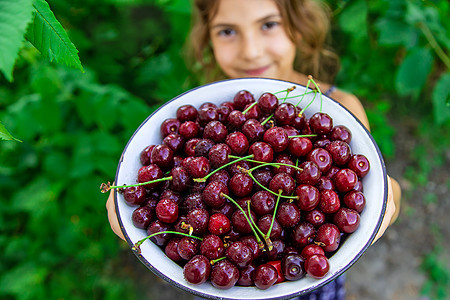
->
xmin=241 ymin=31 xmax=263 ymax=61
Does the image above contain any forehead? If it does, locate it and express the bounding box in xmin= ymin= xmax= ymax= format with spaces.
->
xmin=210 ymin=0 xmax=281 ymax=24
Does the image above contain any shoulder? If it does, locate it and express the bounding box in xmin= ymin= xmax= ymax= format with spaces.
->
xmin=325 ymin=87 xmax=371 ymax=131
xmin=288 ymin=72 xmax=370 ymax=130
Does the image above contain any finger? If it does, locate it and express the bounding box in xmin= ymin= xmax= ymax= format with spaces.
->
xmin=106 ymin=190 xmax=126 ymax=240
xmin=389 ymin=177 xmax=401 ymax=225
xmin=372 ymin=176 xmax=395 ymax=243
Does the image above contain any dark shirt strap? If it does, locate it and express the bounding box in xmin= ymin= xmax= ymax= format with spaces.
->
xmin=324 ymin=85 xmax=337 ymax=97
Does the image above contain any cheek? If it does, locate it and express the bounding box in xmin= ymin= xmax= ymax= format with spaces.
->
xmin=270 ymin=37 xmax=296 ymax=63
xmin=212 ymin=42 xmax=236 ymax=71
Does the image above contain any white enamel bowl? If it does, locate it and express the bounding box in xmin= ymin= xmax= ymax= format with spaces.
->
xmin=114 ymin=78 xmax=387 ymax=299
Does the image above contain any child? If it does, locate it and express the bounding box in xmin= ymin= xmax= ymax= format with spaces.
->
xmin=186 ymin=0 xmax=400 ymax=228
xmin=106 ymin=0 xmax=401 ymax=298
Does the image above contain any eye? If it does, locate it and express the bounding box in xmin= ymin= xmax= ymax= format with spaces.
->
xmin=261 ymin=21 xmax=279 ymax=31
xmin=218 ymin=28 xmax=236 ymax=37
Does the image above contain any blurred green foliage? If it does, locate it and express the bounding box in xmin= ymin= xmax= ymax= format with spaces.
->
xmin=0 ymin=0 xmax=448 ymax=299
xmin=421 ymin=226 xmax=450 ymax=300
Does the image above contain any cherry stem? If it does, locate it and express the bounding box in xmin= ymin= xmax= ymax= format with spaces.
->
xmin=283 ymin=90 xmax=316 ymax=102
xmin=260 ymin=113 xmax=274 ymax=126
xmin=298 ymin=91 xmax=318 ymax=116
xmin=265 ymin=191 xmax=282 ymax=245
xmin=281 ymin=86 xmax=295 ymax=104
xmin=132 ymin=230 xmax=203 ymax=254
xmin=101 ymin=176 xmax=173 ymax=193
xmin=260 ymin=83 xmax=320 ymax=126
xmin=288 ymin=134 xmax=317 ymax=138
xmin=273 ymin=86 xmax=296 ymax=95
xmin=260 ymin=87 xmax=296 ymax=126
xmin=193 ymin=154 xmax=254 ymax=183
xmin=221 ymin=193 xmax=263 ymax=245
xmin=295 ymin=79 xmax=312 ymax=108
xmin=260 ymin=86 xmax=309 ymax=125
xmin=249 ymin=162 xmax=302 ymax=173
xmin=210 ymin=257 xmax=226 ymax=265
xmin=247 ymin=200 xmax=266 ymax=238
xmin=246 ymin=166 xmax=298 ymax=200
xmin=229 ymin=155 xmax=300 ymax=170
xmin=308 ymin=76 xmax=323 ymax=112
xmin=242 ymin=101 xmax=257 ymax=115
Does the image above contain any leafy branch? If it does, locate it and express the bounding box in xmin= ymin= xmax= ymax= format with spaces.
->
xmin=0 ymin=0 xmax=83 ymax=142
xmin=0 ymin=0 xmax=83 ymax=81
xmin=0 ymin=121 xmax=21 ymax=142
xmin=417 ymin=22 xmax=450 ymax=70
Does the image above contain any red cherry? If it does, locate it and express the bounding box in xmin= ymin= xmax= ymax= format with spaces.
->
xmin=305 ymin=254 xmax=329 ymax=279
xmin=183 ymin=255 xmax=211 ymax=285
xmin=309 ymin=112 xmax=333 ymax=134
xmin=253 ymin=263 xmax=279 ymax=290
xmin=300 ymin=244 xmax=325 ymax=259
xmin=249 ymin=141 xmax=274 ymax=163
xmin=348 ymin=154 xmax=370 ymax=178
xmin=288 ymin=137 xmax=312 ymax=157
xmin=208 ymin=213 xmax=231 ymax=235
xmin=137 ymin=164 xmax=163 ymax=189
xmin=226 ymin=131 xmax=249 ymax=155
xmin=316 ymin=223 xmax=341 ymax=252
xmin=334 ymin=168 xmax=359 ymax=192
xmin=257 ymin=92 xmax=279 ymax=115
xmin=156 ymin=198 xmax=179 ymax=224
xmin=333 ymin=207 xmax=360 ymax=233
xmin=266 ymin=260 xmax=285 ymax=283
xmin=176 ymin=104 xmax=198 ymax=122
xmin=263 ymin=126 xmax=289 ymax=152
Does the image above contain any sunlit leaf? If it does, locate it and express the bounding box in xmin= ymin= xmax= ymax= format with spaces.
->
xmin=406 ymin=1 xmax=450 ymax=50
xmin=0 ymin=0 xmax=34 ymax=81
xmin=375 ymin=19 xmax=418 ymax=48
xmin=0 ymin=263 xmax=47 ymax=300
xmin=136 ymin=53 xmax=173 ymax=84
xmin=337 ymin=0 xmax=368 ymax=38
xmin=0 ymin=121 xmax=21 ymax=142
xmin=405 ymin=0 xmax=427 ymax=25
xmin=25 ymin=0 xmax=84 ymax=72
xmin=432 ymin=72 xmax=450 ymax=124
xmin=395 ymin=48 xmax=433 ymax=99
xmin=163 ymin=0 xmax=192 ymax=14
xmin=12 ymin=178 xmax=62 ymax=214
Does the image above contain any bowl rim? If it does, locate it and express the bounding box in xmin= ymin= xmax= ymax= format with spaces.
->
xmin=114 ymin=77 xmax=388 ymax=299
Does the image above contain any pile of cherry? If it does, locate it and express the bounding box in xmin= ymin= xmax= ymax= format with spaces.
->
xmin=116 ymin=88 xmax=370 ymax=290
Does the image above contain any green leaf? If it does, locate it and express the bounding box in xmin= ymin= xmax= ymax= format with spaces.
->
xmin=432 ymin=72 xmax=450 ymax=124
xmin=4 ymin=94 xmax=42 ymax=141
xmin=0 ymin=263 xmax=48 ymax=300
xmin=395 ymin=47 xmax=433 ymax=99
xmin=405 ymin=1 xmax=450 ymax=52
xmin=405 ymin=0 xmax=427 ymax=25
xmin=0 ymin=0 xmax=34 ymax=81
xmin=25 ymin=0 xmax=84 ymax=72
xmin=0 ymin=121 xmax=21 ymax=142
xmin=12 ymin=178 xmax=62 ymax=213
xmin=337 ymin=0 xmax=368 ymax=39
xmin=375 ymin=19 xmax=418 ymax=48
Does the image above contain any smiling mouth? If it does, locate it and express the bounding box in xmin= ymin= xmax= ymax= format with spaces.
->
xmin=244 ymin=65 xmax=270 ymax=76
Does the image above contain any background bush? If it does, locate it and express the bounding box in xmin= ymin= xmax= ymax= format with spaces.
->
xmin=0 ymin=0 xmax=448 ymax=299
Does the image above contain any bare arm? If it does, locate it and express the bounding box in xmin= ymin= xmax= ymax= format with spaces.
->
xmin=331 ymin=90 xmax=371 ymax=131
xmin=330 ymin=89 xmax=401 ymax=242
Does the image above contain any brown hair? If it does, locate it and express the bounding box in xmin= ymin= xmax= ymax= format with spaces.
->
xmin=187 ymin=0 xmax=340 ymax=83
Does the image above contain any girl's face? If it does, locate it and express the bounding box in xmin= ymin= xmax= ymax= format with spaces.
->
xmin=209 ymin=0 xmax=297 ymax=81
